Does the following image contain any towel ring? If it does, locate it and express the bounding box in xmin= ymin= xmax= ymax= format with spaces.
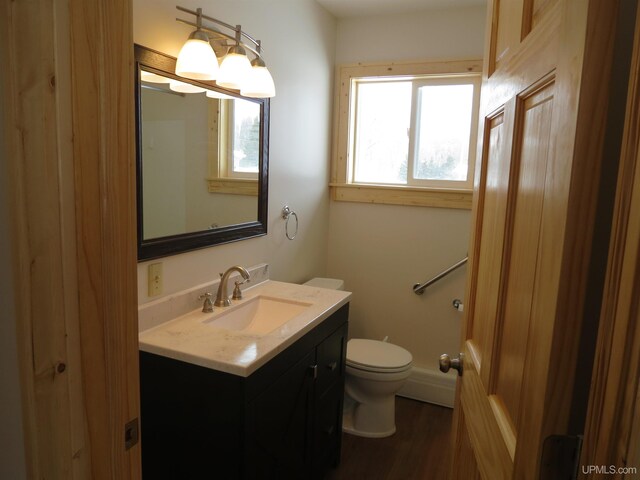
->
xmin=281 ymin=205 xmax=298 ymax=240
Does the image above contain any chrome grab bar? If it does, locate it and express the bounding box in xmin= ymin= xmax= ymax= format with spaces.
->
xmin=413 ymin=257 xmax=468 ymax=295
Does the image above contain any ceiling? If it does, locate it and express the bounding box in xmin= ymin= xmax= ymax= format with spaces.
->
xmin=315 ymin=0 xmax=486 ymax=18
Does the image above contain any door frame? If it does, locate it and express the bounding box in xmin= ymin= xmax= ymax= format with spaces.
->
xmin=2 ymin=0 xmax=140 ymax=478
xmin=581 ymin=3 xmax=640 ymax=475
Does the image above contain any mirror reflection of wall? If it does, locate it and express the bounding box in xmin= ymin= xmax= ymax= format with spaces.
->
xmin=140 ymin=71 xmax=259 ymax=241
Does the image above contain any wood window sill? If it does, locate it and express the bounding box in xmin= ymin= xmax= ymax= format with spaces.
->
xmin=330 ymin=183 xmax=472 ymax=209
xmin=208 ymin=178 xmax=258 ymax=196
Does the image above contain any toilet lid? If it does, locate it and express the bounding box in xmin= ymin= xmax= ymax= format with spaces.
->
xmin=346 ymin=339 xmax=412 ymax=372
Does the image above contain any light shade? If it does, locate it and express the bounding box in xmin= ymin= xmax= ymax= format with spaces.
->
xmin=205 ymin=89 xmax=235 ymax=100
xmin=216 ymin=46 xmax=253 ymax=90
xmin=241 ymin=64 xmax=276 ymax=98
xmin=141 ymin=71 xmax=170 ymax=83
xmin=169 ymin=80 xmax=206 ymax=94
xmin=175 ymin=30 xmax=219 ymax=81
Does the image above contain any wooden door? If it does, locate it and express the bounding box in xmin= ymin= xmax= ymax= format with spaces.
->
xmin=450 ymin=1 xmax=621 ymax=479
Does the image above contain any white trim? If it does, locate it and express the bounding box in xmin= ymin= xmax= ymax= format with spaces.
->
xmin=397 ymin=366 xmax=456 ymax=408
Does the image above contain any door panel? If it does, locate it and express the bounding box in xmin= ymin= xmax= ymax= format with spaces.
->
xmin=452 ymin=1 xmax=619 ymax=479
xmin=460 ymin=352 xmax=512 ymax=479
xmin=522 ymin=0 xmax=558 ymax=37
xmin=494 ymin=80 xmax=555 ymax=433
xmin=450 ymin=408 xmax=482 ymax=480
xmin=470 ymin=110 xmax=511 ymax=381
xmin=493 ymin=0 xmax=524 ymax=70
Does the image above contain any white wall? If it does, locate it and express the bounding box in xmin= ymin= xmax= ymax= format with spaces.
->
xmin=335 ymin=5 xmax=487 ymax=64
xmin=327 ymin=5 xmax=486 ymax=373
xmin=135 ymin=0 xmax=337 ymax=303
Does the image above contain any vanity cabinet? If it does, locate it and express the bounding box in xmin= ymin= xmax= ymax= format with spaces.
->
xmin=140 ymin=303 xmax=348 ymax=479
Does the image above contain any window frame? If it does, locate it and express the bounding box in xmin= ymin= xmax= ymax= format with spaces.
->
xmin=207 ymin=98 xmax=259 ymax=196
xmin=223 ymin=99 xmax=260 ymax=180
xmin=331 ymin=60 xmax=482 ymax=209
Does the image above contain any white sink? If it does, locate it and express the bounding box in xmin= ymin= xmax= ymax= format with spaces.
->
xmin=203 ymin=295 xmax=311 ymax=335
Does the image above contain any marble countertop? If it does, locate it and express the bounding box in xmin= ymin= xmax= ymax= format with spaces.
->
xmin=138 ymin=280 xmax=351 ymax=377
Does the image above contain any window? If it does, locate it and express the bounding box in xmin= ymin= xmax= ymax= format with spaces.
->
xmin=218 ymin=99 xmax=260 ymax=179
xmin=225 ymin=99 xmax=260 ymax=179
xmin=208 ymin=97 xmax=261 ymax=196
xmin=332 ymin=60 xmax=482 ymax=209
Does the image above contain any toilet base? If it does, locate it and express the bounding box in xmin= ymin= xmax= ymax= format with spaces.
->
xmin=341 ymin=394 xmax=397 ymax=438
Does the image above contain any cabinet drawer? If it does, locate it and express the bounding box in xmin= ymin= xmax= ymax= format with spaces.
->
xmin=316 ymin=323 xmax=347 ymax=394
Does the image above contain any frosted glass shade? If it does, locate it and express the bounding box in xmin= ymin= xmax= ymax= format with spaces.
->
xmin=175 ymin=35 xmax=219 ymax=81
xmin=169 ymin=80 xmax=206 ymax=94
xmin=141 ymin=71 xmax=170 ymax=83
xmin=205 ymin=89 xmax=234 ymax=100
xmin=216 ymin=52 xmax=252 ymax=90
xmin=241 ymin=65 xmax=276 ymax=98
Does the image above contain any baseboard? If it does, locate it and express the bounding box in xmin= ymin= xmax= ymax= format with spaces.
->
xmin=397 ymin=367 xmax=456 ymax=408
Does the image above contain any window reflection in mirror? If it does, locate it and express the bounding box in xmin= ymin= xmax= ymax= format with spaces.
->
xmin=140 ymin=70 xmax=260 ymax=239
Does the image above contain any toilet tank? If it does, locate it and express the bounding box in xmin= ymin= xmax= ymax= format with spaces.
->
xmin=303 ymin=277 xmax=344 ymax=291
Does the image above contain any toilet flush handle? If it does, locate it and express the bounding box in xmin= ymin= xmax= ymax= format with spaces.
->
xmin=439 ymin=353 xmax=464 ymax=376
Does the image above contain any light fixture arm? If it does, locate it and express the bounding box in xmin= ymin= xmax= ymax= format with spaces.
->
xmin=174 ymin=4 xmax=275 ymax=97
xmin=176 ymin=6 xmax=264 ymax=59
xmin=195 ymin=7 xmax=202 ymax=29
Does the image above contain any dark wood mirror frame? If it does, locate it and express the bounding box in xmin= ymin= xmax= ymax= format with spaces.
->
xmin=135 ymin=44 xmax=269 ymax=261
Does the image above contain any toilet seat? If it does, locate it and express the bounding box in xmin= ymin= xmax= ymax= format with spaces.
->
xmin=346 ymin=339 xmax=412 ymax=374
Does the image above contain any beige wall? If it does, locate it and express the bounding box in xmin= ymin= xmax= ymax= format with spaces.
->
xmin=327 ymin=5 xmax=486 ymax=371
xmin=135 ymin=0 xmax=337 ymax=303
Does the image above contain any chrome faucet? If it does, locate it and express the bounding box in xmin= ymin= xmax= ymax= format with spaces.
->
xmin=215 ymin=266 xmax=251 ymax=307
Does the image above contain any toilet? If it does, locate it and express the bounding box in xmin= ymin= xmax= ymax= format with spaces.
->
xmin=303 ymin=278 xmax=413 ymax=438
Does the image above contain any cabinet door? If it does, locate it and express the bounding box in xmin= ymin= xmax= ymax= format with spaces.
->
xmin=247 ymin=350 xmax=315 ymax=479
xmin=313 ymin=324 xmax=347 ymax=477
xmin=316 ymin=324 xmax=347 ymax=394
xmin=313 ymin=381 xmax=344 ymax=478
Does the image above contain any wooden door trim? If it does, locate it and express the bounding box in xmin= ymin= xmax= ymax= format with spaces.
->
xmin=69 ymin=0 xmax=140 ymax=477
xmin=2 ymin=0 xmax=140 ymax=477
xmin=581 ymin=4 xmax=640 ymax=475
xmin=2 ymin=2 xmax=81 ymax=476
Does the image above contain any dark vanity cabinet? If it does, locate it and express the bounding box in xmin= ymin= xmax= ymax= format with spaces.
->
xmin=140 ymin=304 xmax=348 ymax=479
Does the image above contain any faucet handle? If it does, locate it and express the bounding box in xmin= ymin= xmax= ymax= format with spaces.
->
xmin=232 ymin=279 xmax=249 ymax=300
xmin=198 ymin=292 xmax=214 ymax=313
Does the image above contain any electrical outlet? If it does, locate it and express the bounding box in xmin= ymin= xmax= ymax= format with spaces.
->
xmin=148 ymin=262 xmax=163 ymax=297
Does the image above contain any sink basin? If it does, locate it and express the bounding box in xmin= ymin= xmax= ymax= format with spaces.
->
xmin=203 ymin=295 xmax=311 ymax=335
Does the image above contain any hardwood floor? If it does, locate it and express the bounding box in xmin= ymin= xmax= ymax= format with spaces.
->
xmin=325 ymin=397 xmax=453 ymax=480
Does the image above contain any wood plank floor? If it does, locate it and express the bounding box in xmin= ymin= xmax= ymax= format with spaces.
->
xmin=325 ymin=397 xmax=453 ymax=480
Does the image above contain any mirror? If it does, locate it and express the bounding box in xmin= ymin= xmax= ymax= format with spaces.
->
xmin=135 ymin=44 xmax=269 ymax=260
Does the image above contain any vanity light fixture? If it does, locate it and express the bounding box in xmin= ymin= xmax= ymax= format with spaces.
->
xmin=241 ymin=52 xmax=276 ymax=98
xmin=205 ymin=89 xmax=235 ymax=100
xmin=175 ymin=8 xmax=219 ymax=80
xmin=169 ymin=79 xmax=206 ymax=94
xmin=175 ymin=5 xmax=276 ymax=98
xmin=140 ymin=71 xmax=170 ymax=83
